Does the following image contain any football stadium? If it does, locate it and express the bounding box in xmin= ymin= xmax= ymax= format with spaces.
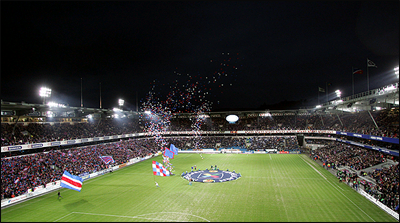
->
xmin=1 ymin=80 xmax=399 ymax=222
xmin=1 ymin=2 xmax=399 ymax=222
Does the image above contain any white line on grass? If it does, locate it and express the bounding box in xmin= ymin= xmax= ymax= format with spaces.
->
xmin=299 ymin=156 xmax=327 ymax=180
xmin=299 ymin=155 xmax=375 ymax=222
xmin=70 ymin=211 xmax=211 ymax=222
xmin=269 ymin=154 xmax=272 ymax=160
xmin=243 ymin=176 xmax=323 ymax=180
xmin=53 ymin=212 xmax=73 ymax=222
xmin=299 ymin=155 xmax=343 ymax=192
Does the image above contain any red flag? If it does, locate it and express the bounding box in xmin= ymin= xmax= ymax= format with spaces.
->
xmin=352 ymin=68 xmax=363 ymax=74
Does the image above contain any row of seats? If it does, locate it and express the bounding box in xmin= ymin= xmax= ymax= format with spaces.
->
xmin=2 ymin=109 xmax=398 ymax=147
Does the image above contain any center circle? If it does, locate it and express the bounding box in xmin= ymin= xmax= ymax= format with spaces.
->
xmin=182 ymin=169 xmax=241 ymax=183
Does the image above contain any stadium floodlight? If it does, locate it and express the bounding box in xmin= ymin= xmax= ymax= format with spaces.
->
xmin=144 ymin=110 xmax=151 ymax=115
xmin=39 ymin=87 xmax=52 ymax=97
xmin=118 ymin=99 xmax=124 ymax=107
xmin=335 ymin=90 xmax=341 ymax=98
xmin=46 ymin=111 xmax=54 ymax=118
xmin=113 ymin=107 xmax=122 ymax=112
xmin=39 ymin=87 xmax=52 ymax=104
xmin=198 ymin=114 xmax=209 ymax=119
xmin=315 ymin=105 xmax=322 ymax=109
xmin=395 ymin=66 xmax=399 ymax=78
xmin=47 ymin=101 xmax=66 ymax=108
xmin=260 ymin=112 xmax=272 ymax=117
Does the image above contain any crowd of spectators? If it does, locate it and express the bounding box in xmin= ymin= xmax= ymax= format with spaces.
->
xmin=365 ymin=164 xmax=399 ymax=213
xmin=165 ymin=135 xmax=299 ymax=152
xmin=312 ymin=142 xmax=392 ymax=171
xmin=1 ymin=138 xmax=158 ymax=200
xmin=1 ymin=108 xmax=398 ymax=212
xmin=312 ymin=142 xmax=398 ymax=213
xmin=1 ymin=108 xmax=398 ymax=147
xmin=246 ymin=136 xmax=299 ymax=151
xmin=1 ymin=119 xmax=142 ymax=146
xmin=1 ymin=134 xmax=301 ymax=200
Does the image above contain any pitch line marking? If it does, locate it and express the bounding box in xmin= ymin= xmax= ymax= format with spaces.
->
xmin=70 ymin=211 xmax=211 ymax=222
xmin=299 ymin=155 xmax=375 ymax=222
xmin=53 ymin=212 xmax=73 ymax=222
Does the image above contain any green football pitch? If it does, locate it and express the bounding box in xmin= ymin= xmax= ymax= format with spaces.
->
xmin=1 ymin=153 xmax=397 ymax=222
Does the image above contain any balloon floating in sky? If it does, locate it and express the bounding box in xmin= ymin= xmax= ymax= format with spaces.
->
xmin=140 ymin=52 xmax=244 ymax=149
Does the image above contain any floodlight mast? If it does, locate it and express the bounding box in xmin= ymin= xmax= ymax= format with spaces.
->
xmin=118 ymin=99 xmax=124 ymax=109
xmin=39 ymin=87 xmax=52 ymax=105
xmin=335 ymin=90 xmax=341 ymax=99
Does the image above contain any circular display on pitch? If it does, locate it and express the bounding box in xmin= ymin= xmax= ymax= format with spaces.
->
xmin=182 ymin=169 xmax=241 ymax=183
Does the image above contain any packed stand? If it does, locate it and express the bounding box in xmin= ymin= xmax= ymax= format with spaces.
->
xmin=1 ymin=138 xmax=158 ymax=200
xmin=365 ymin=164 xmax=399 ymax=213
xmin=312 ymin=142 xmax=391 ymax=171
xmin=1 ymin=108 xmax=398 ymax=147
xmin=312 ymin=142 xmax=399 ymax=213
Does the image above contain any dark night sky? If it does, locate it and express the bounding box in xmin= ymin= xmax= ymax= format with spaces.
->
xmin=1 ymin=1 xmax=399 ymax=112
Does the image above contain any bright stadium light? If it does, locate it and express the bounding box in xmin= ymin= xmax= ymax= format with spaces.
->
xmin=395 ymin=66 xmax=399 ymax=78
xmin=46 ymin=111 xmax=54 ymax=118
xmin=39 ymin=87 xmax=52 ymax=97
xmin=47 ymin=101 xmax=66 ymax=108
xmin=39 ymin=87 xmax=52 ymax=104
xmin=118 ymin=99 xmax=124 ymax=107
xmin=113 ymin=107 xmax=122 ymax=112
xmin=226 ymin=114 xmax=239 ymax=124
xmin=335 ymin=90 xmax=341 ymax=98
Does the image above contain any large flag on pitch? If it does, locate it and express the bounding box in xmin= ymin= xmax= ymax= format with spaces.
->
xmin=164 ymin=148 xmax=174 ymax=159
xmin=99 ymin=156 xmax=115 ymax=164
xmin=60 ymin=170 xmax=83 ymax=192
xmin=152 ymin=161 xmax=170 ymax=176
xmin=170 ymin=144 xmax=178 ymax=155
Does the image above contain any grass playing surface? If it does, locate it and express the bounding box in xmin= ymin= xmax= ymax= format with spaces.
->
xmin=1 ymin=153 xmax=397 ymax=222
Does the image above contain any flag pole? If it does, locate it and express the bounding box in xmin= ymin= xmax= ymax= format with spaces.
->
xmin=367 ymin=59 xmax=369 ymax=92
xmin=81 ymin=77 xmax=83 ymax=107
xmin=99 ymin=82 xmax=102 ymax=109
xmin=318 ymin=87 xmax=320 ymax=105
xmin=326 ymin=82 xmax=328 ymax=103
xmin=352 ymin=66 xmax=354 ymax=96
xmin=152 ymin=162 xmax=156 ymax=183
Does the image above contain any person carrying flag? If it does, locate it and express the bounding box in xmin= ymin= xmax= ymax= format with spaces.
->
xmin=155 ymin=181 xmax=159 ymax=188
xmin=58 ymin=191 xmax=63 ymax=199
